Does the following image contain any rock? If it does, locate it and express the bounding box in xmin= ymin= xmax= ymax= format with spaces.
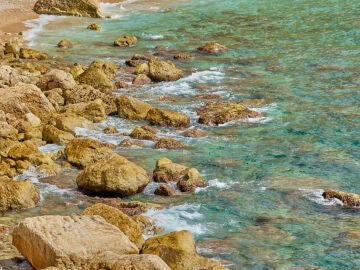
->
xmin=57 ymin=39 xmax=72 ymax=48
xmin=116 ymin=96 xmax=152 ymax=120
xmin=148 ymin=57 xmax=183 ymax=82
xmin=44 ymin=89 xmax=65 ymax=106
xmin=130 ymin=125 xmax=158 ymax=141
xmin=37 ymin=69 xmax=76 ymax=91
xmin=82 ymin=203 xmax=144 ymax=249
xmin=64 ymin=84 xmax=116 ymax=115
xmin=42 ymin=125 xmax=74 ymax=145
xmin=88 ymin=60 xmax=117 ymax=79
xmin=133 ymin=63 xmax=150 ymax=75
xmin=87 ymin=23 xmax=101 ymax=30
xmin=33 ymin=0 xmax=102 ymax=18
xmin=0 ymin=65 xmax=33 ymax=86
xmin=116 ymin=201 xmax=163 ymax=216
xmin=76 ymin=153 xmax=150 ymax=197
xmin=69 ymin=63 xmax=84 ymax=79
xmin=0 ymin=177 xmax=40 ymax=212
xmin=63 ymin=99 xmax=107 ymax=122
xmin=0 ymin=121 xmax=18 ymax=139
xmin=12 ymin=215 xmax=138 ymax=269
xmin=197 ymin=42 xmax=228 ymax=54
xmin=54 ymin=113 xmax=94 ymax=134
xmin=132 ymin=215 xmax=164 ymax=236
xmin=0 ymin=83 xmax=55 ymax=122
xmin=119 ymin=139 xmax=145 ymax=148
xmin=114 ymin=36 xmax=138 ymax=47
xmin=141 ymin=230 xmax=227 ymax=270
xmin=64 ymin=138 xmax=114 ymax=168
xmin=154 ymin=183 xmax=177 ymax=196
xmin=322 ymin=189 xmax=360 ymax=207
xmin=146 ymin=108 xmax=190 ymax=129
xmin=76 ymin=67 xmax=114 ymax=90
xmin=154 ymin=137 xmax=187 ymax=149
xmin=153 ymin=157 xmax=206 ymax=192
xmin=4 ymin=42 xmax=18 ymax=55
xmin=182 ymin=128 xmax=206 ymax=138
xmin=133 ymin=74 xmax=152 ymax=85
xmin=197 ymin=101 xmax=262 ymax=125
xmin=103 ymin=125 xmax=118 ymax=134
xmin=174 ymin=53 xmax=191 ymax=61
xmin=19 ymin=48 xmax=48 ymax=60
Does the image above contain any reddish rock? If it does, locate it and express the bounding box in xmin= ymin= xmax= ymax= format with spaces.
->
xmin=154 ymin=183 xmax=177 ymax=196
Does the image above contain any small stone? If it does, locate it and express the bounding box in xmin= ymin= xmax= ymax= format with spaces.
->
xmin=197 ymin=42 xmax=228 ymax=54
xmin=103 ymin=125 xmax=118 ymax=134
xmin=114 ymin=36 xmax=138 ymax=47
xmin=57 ymin=39 xmax=72 ymax=48
xmin=87 ymin=23 xmax=101 ymax=30
xmin=154 ymin=183 xmax=177 ymax=196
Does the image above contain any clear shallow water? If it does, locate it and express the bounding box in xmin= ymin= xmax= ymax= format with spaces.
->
xmin=3 ymin=0 xmax=360 ymax=269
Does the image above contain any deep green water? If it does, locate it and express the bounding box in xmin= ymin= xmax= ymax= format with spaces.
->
xmin=4 ymin=0 xmax=360 ymax=269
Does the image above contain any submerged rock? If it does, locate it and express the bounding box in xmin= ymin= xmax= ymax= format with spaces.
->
xmin=182 ymin=128 xmax=206 ymax=138
xmin=87 ymin=23 xmax=101 ymax=31
xmin=146 ymin=108 xmax=190 ymax=129
xmin=0 ymin=177 xmax=40 ymax=212
xmin=12 ymin=215 xmax=138 ymax=269
xmin=114 ymin=36 xmax=138 ymax=47
xmin=154 ymin=137 xmax=187 ymax=149
xmin=148 ymin=57 xmax=183 ymax=82
xmin=116 ymin=96 xmax=153 ymax=120
xmin=33 ymin=0 xmax=102 ymax=18
xmin=57 ymin=39 xmax=72 ymax=48
xmin=197 ymin=101 xmax=262 ymax=125
xmin=119 ymin=139 xmax=145 ymax=148
xmin=141 ymin=230 xmax=228 ymax=270
xmin=83 ymin=203 xmax=144 ymax=249
xmin=197 ymin=42 xmax=228 ymax=54
xmin=76 ymin=153 xmax=150 ymax=197
xmin=322 ymin=189 xmax=360 ymax=207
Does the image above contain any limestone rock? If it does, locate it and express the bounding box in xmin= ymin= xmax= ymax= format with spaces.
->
xmin=130 ymin=125 xmax=158 ymax=141
xmin=33 ymin=0 xmax=102 ymax=18
xmin=64 ymin=138 xmax=114 ymax=168
xmin=116 ymin=96 xmax=152 ymax=120
xmin=19 ymin=48 xmax=48 ymax=60
xmin=0 ymin=121 xmax=18 ymax=139
xmin=182 ymin=128 xmax=206 ymax=138
xmin=148 ymin=57 xmax=183 ymax=82
xmin=12 ymin=215 xmax=138 ymax=269
xmin=76 ymin=153 xmax=150 ymax=197
xmin=76 ymin=67 xmax=114 ymax=90
xmin=54 ymin=113 xmax=94 ymax=134
xmin=141 ymin=230 xmax=227 ymax=270
xmin=88 ymin=60 xmax=117 ymax=79
xmin=154 ymin=137 xmax=187 ymax=149
xmin=0 ymin=83 xmax=55 ymax=122
xmin=63 ymin=99 xmax=107 ymax=122
xmin=197 ymin=42 xmax=228 ymax=54
xmin=37 ymin=69 xmax=76 ymax=91
xmin=0 ymin=65 xmax=33 ymax=87
xmin=87 ymin=23 xmax=101 ymax=31
xmin=44 ymin=89 xmax=65 ymax=106
xmin=103 ymin=125 xmax=118 ymax=134
xmin=154 ymin=183 xmax=177 ymax=196
xmin=133 ymin=74 xmax=152 ymax=85
xmin=0 ymin=177 xmax=40 ymax=212
xmin=69 ymin=63 xmax=84 ymax=79
xmin=82 ymin=203 xmax=144 ymax=249
xmin=57 ymin=39 xmax=72 ymax=48
xmin=197 ymin=101 xmax=262 ymax=125
xmin=322 ymin=189 xmax=360 ymax=207
xmin=114 ymin=36 xmax=138 ymax=47
xmin=42 ymin=125 xmax=74 ymax=145
xmin=177 ymin=168 xmax=207 ymax=192
xmin=133 ymin=63 xmax=150 ymax=75
xmin=119 ymin=139 xmax=145 ymax=148
xmin=146 ymin=108 xmax=190 ymax=129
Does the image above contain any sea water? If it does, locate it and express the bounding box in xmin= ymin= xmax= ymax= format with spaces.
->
xmin=3 ymin=0 xmax=360 ymax=268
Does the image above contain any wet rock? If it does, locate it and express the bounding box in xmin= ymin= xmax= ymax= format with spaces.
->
xmin=12 ymin=215 xmax=138 ymax=269
xmin=57 ymin=39 xmax=72 ymax=48
xmin=154 ymin=137 xmax=187 ymax=149
xmin=197 ymin=101 xmax=262 ymax=125
xmin=146 ymin=108 xmax=190 ymax=129
xmin=37 ymin=69 xmax=76 ymax=91
xmin=197 ymin=42 xmax=228 ymax=54
xmin=83 ymin=203 xmax=144 ymax=249
xmin=322 ymin=189 xmax=360 ymax=207
xmin=133 ymin=74 xmax=152 ymax=85
xmin=114 ymin=36 xmax=138 ymax=47
xmin=116 ymin=96 xmax=153 ymax=120
xmin=119 ymin=139 xmax=145 ymax=148
xmin=42 ymin=125 xmax=74 ymax=145
xmin=173 ymin=52 xmax=191 ymax=61
xmin=103 ymin=125 xmax=118 ymax=134
xmin=177 ymin=168 xmax=207 ymax=192
xmin=115 ymin=201 xmax=163 ymax=216
xmin=76 ymin=66 xmax=114 ymax=90
xmin=0 ymin=177 xmax=40 ymax=212
xmin=63 ymin=98 xmax=107 ymax=122
xmin=76 ymin=153 xmax=150 ymax=197
xmin=54 ymin=113 xmax=94 ymax=134
xmin=133 ymin=63 xmax=150 ymax=75
xmin=33 ymin=0 xmax=103 ymax=18
xmin=19 ymin=48 xmax=48 ymax=60
xmin=197 ymin=238 xmax=238 ymax=257
xmin=87 ymin=23 xmax=101 ymax=31
xmin=64 ymin=137 xmax=114 ymax=168
xmin=154 ymin=183 xmax=177 ymax=196
xmin=182 ymin=128 xmax=206 ymax=138
xmin=141 ymin=230 xmax=228 ymax=270
xmin=148 ymin=57 xmax=183 ymax=82
xmin=130 ymin=125 xmax=158 ymax=141
xmin=265 ymin=176 xmax=338 ymax=191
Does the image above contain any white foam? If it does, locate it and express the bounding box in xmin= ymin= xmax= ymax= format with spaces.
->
xmin=142 ymin=181 xmax=178 ymax=195
xmin=141 ymin=33 xmax=164 ymax=40
xmin=38 ymin=143 xmax=64 ymax=155
xmin=195 ymin=179 xmax=235 ymax=193
xmin=184 ymin=69 xmax=225 ymax=84
xmin=23 ymin=15 xmax=59 ymax=46
xmin=300 ymin=189 xmax=344 ymax=206
xmin=144 ymin=203 xmax=208 ymax=236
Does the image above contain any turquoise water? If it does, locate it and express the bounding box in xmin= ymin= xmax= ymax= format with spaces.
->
xmin=7 ymin=0 xmax=360 ymax=268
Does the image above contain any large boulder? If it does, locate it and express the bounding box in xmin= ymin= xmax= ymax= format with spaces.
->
xmin=76 ymin=67 xmax=114 ymax=90
xmin=42 ymin=125 xmax=74 ymax=145
xmin=148 ymin=58 xmax=183 ymax=82
xmin=116 ymin=96 xmax=152 ymax=120
xmin=87 ymin=60 xmax=117 ymax=79
xmin=146 ymin=108 xmax=190 ymax=129
xmin=64 ymin=138 xmax=114 ymax=168
xmin=33 ymin=0 xmax=103 ymax=18
xmin=197 ymin=101 xmax=262 ymax=125
xmin=37 ymin=69 xmax=76 ymax=91
xmin=63 ymin=99 xmax=107 ymax=122
xmin=54 ymin=113 xmax=94 ymax=135
xmin=0 ymin=83 xmax=55 ymax=121
xmin=197 ymin=42 xmax=228 ymax=54
xmin=141 ymin=230 xmax=228 ymax=270
xmin=153 ymin=157 xmax=206 ymax=192
xmin=322 ymin=190 xmax=360 ymax=207
xmin=76 ymin=153 xmax=150 ymax=197
xmin=0 ymin=177 xmax=40 ymax=212
xmin=12 ymin=215 xmax=138 ymax=270
xmin=82 ymin=203 xmax=144 ymax=249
